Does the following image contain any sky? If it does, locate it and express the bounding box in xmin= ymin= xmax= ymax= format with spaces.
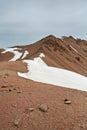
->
xmin=0 ymin=0 xmax=87 ymax=48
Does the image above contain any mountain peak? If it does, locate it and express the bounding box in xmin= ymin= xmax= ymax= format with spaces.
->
xmin=45 ymin=34 xmax=56 ymax=39
xmin=40 ymin=35 xmax=57 ymax=45
xmin=0 ymin=35 xmax=87 ymax=76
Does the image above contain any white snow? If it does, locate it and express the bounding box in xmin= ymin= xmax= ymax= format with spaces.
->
xmin=18 ymin=54 xmax=87 ymax=92
xmin=2 ymin=47 xmax=23 ymax=61
xmin=2 ymin=48 xmax=29 ymax=61
xmin=69 ymin=45 xmax=78 ymax=53
xmin=21 ymin=50 xmax=29 ymax=59
xmin=39 ymin=53 xmax=45 ymax=58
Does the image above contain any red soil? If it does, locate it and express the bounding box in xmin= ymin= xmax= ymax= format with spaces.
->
xmin=0 ymin=35 xmax=87 ymax=130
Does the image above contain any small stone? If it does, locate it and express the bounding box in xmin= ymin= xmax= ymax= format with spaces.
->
xmin=13 ymin=119 xmax=19 ymax=127
xmin=1 ymin=85 xmax=8 ymax=88
xmin=13 ymin=88 xmax=16 ymax=90
xmin=10 ymin=84 xmax=14 ymax=87
xmin=17 ymin=90 xmax=22 ymax=93
xmin=11 ymin=104 xmax=17 ymax=108
xmin=9 ymin=89 xmax=12 ymax=92
xmin=3 ymin=81 xmax=8 ymax=83
xmin=64 ymin=98 xmax=72 ymax=104
xmin=5 ymin=73 xmax=9 ymax=76
xmin=79 ymin=123 xmax=86 ymax=129
xmin=39 ymin=104 xmax=48 ymax=112
xmin=26 ymin=108 xmax=34 ymax=112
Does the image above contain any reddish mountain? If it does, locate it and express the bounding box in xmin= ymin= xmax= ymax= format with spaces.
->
xmin=0 ymin=35 xmax=87 ymax=76
xmin=0 ymin=35 xmax=87 ymax=130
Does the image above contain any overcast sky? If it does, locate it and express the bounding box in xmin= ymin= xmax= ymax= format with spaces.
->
xmin=0 ymin=0 xmax=87 ymax=48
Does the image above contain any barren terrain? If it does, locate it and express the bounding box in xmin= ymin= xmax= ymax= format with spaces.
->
xmin=0 ymin=35 xmax=87 ymax=130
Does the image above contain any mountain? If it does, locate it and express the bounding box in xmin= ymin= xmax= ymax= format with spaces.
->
xmin=0 ymin=35 xmax=87 ymax=76
xmin=0 ymin=35 xmax=87 ymax=130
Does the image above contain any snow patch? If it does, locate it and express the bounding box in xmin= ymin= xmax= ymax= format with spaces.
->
xmin=2 ymin=47 xmax=22 ymax=61
xmin=69 ymin=45 xmax=78 ymax=53
xmin=21 ymin=50 xmax=29 ymax=59
xmin=18 ymin=55 xmax=87 ymax=92
xmin=2 ymin=48 xmax=29 ymax=61
xmin=39 ymin=53 xmax=45 ymax=58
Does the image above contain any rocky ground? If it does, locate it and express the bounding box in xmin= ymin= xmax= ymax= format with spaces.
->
xmin=0 ymin=61 xmax=87 ymax=130
xmin=0 ymin=35 xmax=87 ymax=130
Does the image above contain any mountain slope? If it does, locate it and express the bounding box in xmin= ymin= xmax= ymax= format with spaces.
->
xmin=0 ymin=35 xmax=87 ymax=76
xmin=0 ymin=35 xmax=87 ymax=130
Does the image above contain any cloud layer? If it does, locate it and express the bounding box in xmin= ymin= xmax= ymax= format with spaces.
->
xmin=0 ymin=0 xmax=87 ymax=47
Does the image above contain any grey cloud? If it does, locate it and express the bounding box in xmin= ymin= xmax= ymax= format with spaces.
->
xmin=0 ymin=0 xmax=87 ymax=47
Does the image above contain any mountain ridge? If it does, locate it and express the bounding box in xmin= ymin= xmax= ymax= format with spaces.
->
xmin=0 ymin=35 xmax=87 ymax=130
xmin=0 ymin=35 xmax=87 ymax=76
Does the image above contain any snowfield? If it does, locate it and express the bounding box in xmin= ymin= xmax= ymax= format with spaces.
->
xmin=18 ymin=53 xmax=87 ymax=91
xmin=2 ymin=48 xmax=29 ymax=61
xmin=2 ymin=47 xmax=87 ymax=91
